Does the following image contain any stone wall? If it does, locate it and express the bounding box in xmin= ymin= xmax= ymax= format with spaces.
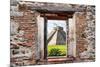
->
xmin=10 ymin=1 xmax=95 ymax=66
xmin=75 ymin=6 xmax=95 ymax=62
xmin=10 ymin=1 xmax=39 ymax=66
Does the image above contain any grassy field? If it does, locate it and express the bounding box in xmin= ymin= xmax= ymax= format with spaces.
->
xmin=48 ymin=45 xmax=67 ymax=56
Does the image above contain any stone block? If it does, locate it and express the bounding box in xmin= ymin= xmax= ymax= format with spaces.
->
xmin=10 ymin=11 xmax=23 ymax=16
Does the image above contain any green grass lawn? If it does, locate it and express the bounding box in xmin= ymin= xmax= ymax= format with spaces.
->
xmin=48 ymin=45 xmax=67 ymax=56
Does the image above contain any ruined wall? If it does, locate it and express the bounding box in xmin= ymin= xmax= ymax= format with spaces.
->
xmin=67 ymin=5 xmax=95 ymax=62
xmin=10 ymin=1 xmax=39 ymax=66
xmin=10 ymin=1 xmax=95 ymax=66
xmin=75 ymin=6 xmax=95 ymax=62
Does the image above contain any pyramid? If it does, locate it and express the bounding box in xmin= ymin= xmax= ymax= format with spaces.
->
xmin=47 ymin=26 xmax=66 ymax=45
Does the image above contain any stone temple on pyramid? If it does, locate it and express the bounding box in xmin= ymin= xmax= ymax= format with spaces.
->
xmin=47 ymin=26 xmax=66 ymax=45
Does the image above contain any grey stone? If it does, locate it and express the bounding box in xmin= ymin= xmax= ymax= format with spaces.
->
xmin=10 ymin=11 xmax=23 ymax=16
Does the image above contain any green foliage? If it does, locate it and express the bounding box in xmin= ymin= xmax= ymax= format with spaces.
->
xmin=48 ymin=45 xmax=67 ymax=56
xmin=48 ymin=48 xmax=61 ymax=56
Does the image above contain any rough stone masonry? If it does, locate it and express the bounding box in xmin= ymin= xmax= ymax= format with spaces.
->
xmin=10 ymin=0 xmax=95 ymax=66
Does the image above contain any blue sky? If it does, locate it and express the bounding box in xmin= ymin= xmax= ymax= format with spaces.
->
xmin=47 ymin=20 xmax=66 ymax=34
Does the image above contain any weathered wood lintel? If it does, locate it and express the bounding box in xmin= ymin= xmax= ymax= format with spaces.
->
xmin=40 ymin=13 xmax=73 ymax=20
xmin=34 ymin=9 xmax=75 ymax=14
xmin=19 ymin=1 xmax=84 ymax=13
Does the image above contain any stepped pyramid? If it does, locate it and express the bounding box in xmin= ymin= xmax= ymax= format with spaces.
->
xmin=47 ymin=26 xmax=66 ymax=45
